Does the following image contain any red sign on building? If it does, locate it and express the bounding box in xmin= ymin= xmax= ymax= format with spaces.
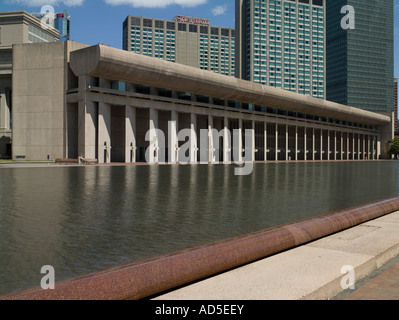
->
xmin=174 ymin=15 xmax=210 ymax=26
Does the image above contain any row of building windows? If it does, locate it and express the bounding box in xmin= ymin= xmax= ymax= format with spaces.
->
xmin=130 ymin=16 xmax=235 ymax=37
xmin=28 ymin=24 xmax=57 ymax=43
xmin=101 ymin=81 xmax=372 ymax=133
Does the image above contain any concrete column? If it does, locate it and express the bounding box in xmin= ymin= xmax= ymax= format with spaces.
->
xmin=0 ymin=88 xmax=10 ymax=130
xmin=0 ymin=89 xmax=5 ymax=129
xmin=347 ymin=133 xmax=350 ymax=160
xmin=340 ymin=131 xmax=344 ymax=160
xmin=78 ymin=76 xmax=98 ymax=161
xmin=264 ymin=121 xmax=268 ymax=162
xmin=334 ymin=131 xmax=337 ymax=161
xmin=368 ymin=135 xmax=371 ymax=160
xmin=327 ymin=130 xmax=330 ymax=161
xmin=238 ymin=118 xmax=243 ymax=163
xmin=352 ymin=133 xmax=357 ymax=160
xmin=223 ymin=117 xmax=230 ymax=163
xmin=304 ymin=127 xmax=307 ymax=161
xmin=126 ymin=106 xmax=136 ymax=163
xmin=208 ymin=115 xmax=215 ymax=163
xmin=98 ymin=102 xmax=111 ymax=164
xmin=363 ymin=136 xmax=366 ymax=160
xmin=78 ymin=100 xmax=97 ymax=160
xmin=312 ymin=128 xmax=315 ymax=161
xmin=274 ymin=123 xmax=278 ymax=161
xmin=295 ymin=126 xmax=298 ymax=161
xmin=190 ymin=113 xmax=197 ymax=163
xmin=320 ymin=129 xmax=323 ymax=160
xmin=251 ymin=120 xmax=256 ymax=162
xmin=170 ymin=110 xmax=179 ymax=164
xmin=286 ymin=124 xmax=289 ymax=161
xmin=148 ymin=108 xmax=159 ymax=164
xmin=375 ymin=136 xmax=379 ymax=160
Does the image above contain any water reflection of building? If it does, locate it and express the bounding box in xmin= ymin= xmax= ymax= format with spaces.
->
xmin=2 ymin=40 xmax=395 ymax=163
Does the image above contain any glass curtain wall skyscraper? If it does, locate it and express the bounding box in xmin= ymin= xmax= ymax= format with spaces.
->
xmin=235 ymin=0 xmax=326 ymax=99
xmin=54 ymin=11 xmax=70 ymax=41
xmin=326 ymin=0 xmax=394 ymax=114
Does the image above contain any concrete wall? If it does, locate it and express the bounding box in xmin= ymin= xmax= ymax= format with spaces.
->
xmin=11 ymin=41 xmax=88 ymax=160
xmin=12 ymin=41 xmax=67 ymax=160
xmin=0 ymin=22 xmax=26 ymax=47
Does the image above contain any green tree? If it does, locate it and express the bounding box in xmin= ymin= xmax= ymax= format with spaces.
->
xmin=389 ymin=138 xmax=399 ymax=158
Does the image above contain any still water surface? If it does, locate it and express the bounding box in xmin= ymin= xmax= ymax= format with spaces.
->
xmin=1 ymin=162 xmax=399 ymax=295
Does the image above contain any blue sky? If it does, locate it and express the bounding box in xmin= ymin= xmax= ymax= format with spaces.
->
xmin=1 ymin=0 xmax=398 ymax=78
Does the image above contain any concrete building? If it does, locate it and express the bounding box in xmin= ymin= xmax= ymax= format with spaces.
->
xmin=235 ymin=0 xmax=326 ymax=99
xmin=0 ymin=11 xmax=59 ymax=159
xmin=326 ymin=0 xmax=394 ymax=114
xmin=123 ymin=15 xmax=235 ymax=77
xmin=8 ymin=41 xmax=394 ymax=163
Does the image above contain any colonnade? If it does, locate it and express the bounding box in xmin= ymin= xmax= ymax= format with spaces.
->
xmin=77 ymin=103 xmax=379 ymax=164
xmin=74 ymin=76 xmax=380 ymax=164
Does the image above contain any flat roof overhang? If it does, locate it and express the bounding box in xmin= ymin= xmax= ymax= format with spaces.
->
xmin=70 ymin=44 xmax=390 ymax=127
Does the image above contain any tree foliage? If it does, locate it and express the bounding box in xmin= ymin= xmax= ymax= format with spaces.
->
xmin=389 ymin=138 xmax=399 ymax=156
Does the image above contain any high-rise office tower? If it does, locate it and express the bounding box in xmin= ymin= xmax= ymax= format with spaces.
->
xmin=235 ymin=0 xmax=326 ymax=99
xmin=31 ymin=10 xmax=70 ymax=41
xmin=123 ymin=15 xmax=236 ymax=77
xmin=326 ymin=0 xmax=394 ymax=114
xmin=55 ymin=11 xmax=70 ymax=41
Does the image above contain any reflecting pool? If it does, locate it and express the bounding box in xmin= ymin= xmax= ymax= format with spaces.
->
xmin=1 ymin=161 xmax=399 ymax=295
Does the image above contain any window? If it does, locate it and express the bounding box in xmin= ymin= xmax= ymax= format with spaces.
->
xmin=155 ymin=20 xmax=164 ymax=29
xmin=131 ymin=17 xmax=141 ymax=26
xmin=200 ymin=26 xmax=208 ymax=34
xmin=221 ymin=28 xmax=229 ymax=37
xmin=167 ymin=22 xmax=175 ymax=30
xmin=178 ymin=23 xmax=187 ymax=32
xmin=189 ymin=24 xmax=198 ymax=33
xmin=211 ymin=27 xmax=219 ymax=35
xmin=143 ymin=19 xmax=153 ymax=27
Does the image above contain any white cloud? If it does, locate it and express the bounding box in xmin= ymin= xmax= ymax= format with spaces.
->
xmin=6 ymin=0 xmax=84 ymax=6
xmin=211 ymin=4 xmax=227 ymax=16
xmin=104 ymin=0 xmax=207 ymax=8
